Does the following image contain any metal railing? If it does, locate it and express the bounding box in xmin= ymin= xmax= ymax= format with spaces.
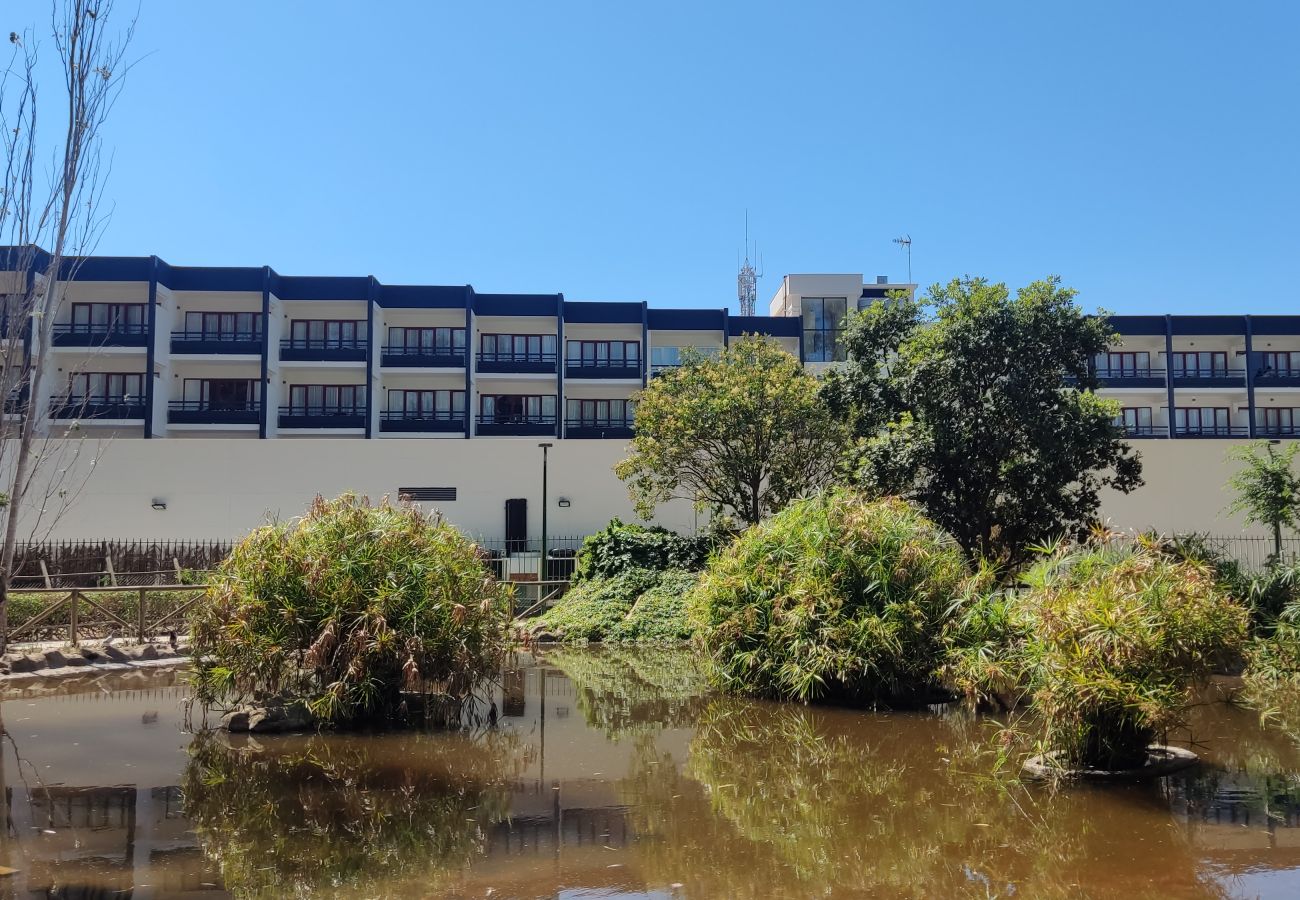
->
xmin=52 ymin=322 xmax=148 ymax=337
xmin=168 ymin=399 xmax=263 ymax=413
xmin=280 ymin=336 xmax=367 ymax=351
xmin=172 ymin=330 xmax=262 ymax=343
xmin=278 ymin=404 xmax=365 ymax=417
xmin=380 ymin=409 xmax=465 ymax=422
xmin=1174 ymin=425 xmax=1250 ymax=437
xmin=1096 ymin=367 xmax=1166 ymax=379
xmin=476 ymin=350 xmax=557 ymax=365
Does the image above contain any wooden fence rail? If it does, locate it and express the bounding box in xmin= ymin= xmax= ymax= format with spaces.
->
xmin=8 ymin=584 xmax=210 ymax=647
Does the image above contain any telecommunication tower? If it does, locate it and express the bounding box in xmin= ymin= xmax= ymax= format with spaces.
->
xmin=737 ymin=213 xmax=763 ymax=316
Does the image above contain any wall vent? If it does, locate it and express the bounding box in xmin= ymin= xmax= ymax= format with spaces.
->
xmin=398 ymin=487 xmax=457 ymax=502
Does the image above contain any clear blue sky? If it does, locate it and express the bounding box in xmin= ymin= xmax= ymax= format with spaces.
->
xmin=11 ymin=1 xmax=1300 ymax=313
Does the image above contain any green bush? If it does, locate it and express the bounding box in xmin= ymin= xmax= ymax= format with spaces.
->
xmin=529 ymin=569 xmax=697 ymax=643
xmin=190 ymin=493 xmax=511 ymax=727
xmin=949 ymin=540 xmax=1249 ymax=771
xmin=688 ymin=489 xmax=970 ymax=705
xmin=573 ymin=519 xmax=712 ymax=582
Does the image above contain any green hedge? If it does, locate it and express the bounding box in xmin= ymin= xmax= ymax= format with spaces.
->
xmin=573 ymin=519 xmax=712 ymax=582
xmin=530 ymin=569 xmax=698 ymax=643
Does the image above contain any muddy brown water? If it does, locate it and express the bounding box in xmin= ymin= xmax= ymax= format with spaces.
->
xmin=0 ymin=650 xmax=1298 ymax=898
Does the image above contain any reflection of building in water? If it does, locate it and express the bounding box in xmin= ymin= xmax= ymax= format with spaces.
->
xmin=502 ymin=667 xmax=526 ymax=718
xmin=1169 ymin=773 xmax=1300 ymax=872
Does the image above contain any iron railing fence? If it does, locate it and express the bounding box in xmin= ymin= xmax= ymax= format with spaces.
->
xmin=1186 ymin=535 xmax=1300 ymax=574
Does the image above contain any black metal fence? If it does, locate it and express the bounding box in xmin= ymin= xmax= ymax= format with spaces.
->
xmin=1188 ymin=535 xmax=1300 ymax=574
xmin=10 ymin=540 xmax=232 ymax=588
xmin=472 ymin=536 xmax=587 ymax=583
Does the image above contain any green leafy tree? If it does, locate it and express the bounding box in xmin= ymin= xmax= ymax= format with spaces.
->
xmin=616 ymin=335 xmax=848 ymax=526
xmin=1228 ymin=441 xmax=1300 ymax=562
xmin=825 ymin=276 xmax=1142 ymax=569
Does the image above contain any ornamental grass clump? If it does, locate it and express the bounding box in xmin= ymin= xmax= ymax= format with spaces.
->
xmin=190 ymin=493 xmax=511 ymax=728
xmin=956 ymin=540 xmax=1248 ymax=773
xmin=688 ymin=489 xmax=970 ymax=705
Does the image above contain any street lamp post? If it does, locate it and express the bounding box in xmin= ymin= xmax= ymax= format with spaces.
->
xmin=538 ymin=442 xmax=553 ymax=583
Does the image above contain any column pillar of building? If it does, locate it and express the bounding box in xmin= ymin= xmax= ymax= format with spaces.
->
xmin=1245 ymin=315 xmax=1257 ymax=439
xmin=1164 ymin=315 xmax=1176 ymax=439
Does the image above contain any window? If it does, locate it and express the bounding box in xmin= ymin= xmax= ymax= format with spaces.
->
xmin=181 ymin=378 xmax=261 ymax=409
xmin=286 ymin=384 xmax=366 ymax=415
xmin=1174 ymin=407 xmax=1231 ymax=434
xmin=801 ymin=297 xmax=849 ymax=362
xmin=479 ymin=333 xmax=557 ymax=361
xmin=1258 ymin=408 xmax=1300 ymax=434
xmin=650 ymin=345 xmax=720 ymax=371
xmin=386 ymin=326 xmax=465 ymax=355
xmin=566 ymin=341 xmax=641 ymax=368
xmin=479 ymin=394 xmax=557 ymax=422
xmin=184 ymin=311 xmax=262 ymax=340
xmin=1113 ymin=407 xmax=1153 ymax=434
xmin=1259 ymin=352 xmax=1300 ymax=376
xmin=386 ymin=389 xmax=465 ymax=419
xmin=71 ymin=303 xmax=145 ymax=332
xmin=288 ymin=319 xmax=367 ymax=348
xmin=1094 ymin=351 xmax=1152 ymax=377
xmin=1170 ymin=351 xmax=1229 ymax=377
xmin=566 ymin=398 xmax=635 ymax=426
xmin=67 ymin=372 xmax=144 ymax=402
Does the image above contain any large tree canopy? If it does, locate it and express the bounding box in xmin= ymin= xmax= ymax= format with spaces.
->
xmin=824 ymin=276 xmax=1142 ymax=569
xmin=616 ymin=336 xmax=847 ymax=527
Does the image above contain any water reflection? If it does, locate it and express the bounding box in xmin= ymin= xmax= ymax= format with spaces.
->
xmin=2 ymin=654 xmax=1300 ymax=897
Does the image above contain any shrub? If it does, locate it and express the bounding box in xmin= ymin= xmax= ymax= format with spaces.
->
xmin=529 ymin=569 xmax=698 ymax=643
xmin=573 ymin=519 xmax=712 ymax=582
xmin=951 ymin=541 xmax=1249 ymax=771
xmin=688 ymin=489 xmax=970 ymax=705
xmin=190 ymin=493 xmax=511 ymax=727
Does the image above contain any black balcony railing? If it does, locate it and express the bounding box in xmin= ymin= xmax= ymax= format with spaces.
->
xmin=380 ymin=346 xmax=467 ymax=368
xmin=475 ymin=412 xmax=557 ymax=436
xmin=171 ymin=330 xmax=263 ymax=355
xmin=1174 ymin=425 xmax=1250 ymax=438
xmin=52 ymin=322 xmax=149 ymax=347
xmin=1119 ymin=424 xmax=1163 ymax=438
xmin=48 ymin=398 xmax=145 ymax=420
xmin=1096 ymin=367 xmax=1166 ymax=380
xmin=379 ymin=409 xmax=466 ymax=433
xmin=168 ymin=399 xmax=262 ymax=425
xmin=1170 ymin=368 xmax=1246 ymax=386
xmin=278 ymin=405 xmax=366 ymax=428
xmin=1257 ymin=425 xmax=1300 ymax=438
xmin=564 ymin=418 xmax=635 ymax=439
xmin=476 ymin=351 xmax=557 ymax=375
xmin=565 ymin=358 xmax=643 ymax=379
xmin=280 ymin=337 xmax=368 ymax=362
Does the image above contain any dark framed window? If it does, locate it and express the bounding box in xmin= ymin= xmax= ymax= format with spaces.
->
xmin=288 ymin=319 xmax=367 ymax=348
xmin=479 ymin=333 xmax=557 ymax=360
xmin=1094 ymin=351 xmax=1152 ymax=376
xmin=182 ymin=378 xmax=261 ymax=409
xmin=801 ymin=297 xmax=849 ymax=362
xmin=1258 ymin=407 xmax=1300 ymax=432
xmin=1260 ymin=352 xmax=1300 ymax=376
xmin=387 ymin=389 xmax=465 ymax=417
xmin=386 ymin=326 xmax=465 ymax=353
xmin=1114 ymin=407 xmax=1152 ymax=433
xmin=1174 ymin=406 xmax=1230 ymax=433
xmin=286 ymin=384 xmax=366 ymax=415
xmin=479 ymin=394 xmax=556 ymax=421
xmin=185 ymin=311 xmax=262 ymax=339
xmin=565 ymin=397 xmax=635 ymax=426
xmin=1170 ymin=351 xmax=1228 ymax=376
xmin=565 ymin=340 xmax=640 ymax=366
xmin=71 ymin=302 xmax=146 ymax=329
xmin=67 ymin=372 xmax=144 ymax=401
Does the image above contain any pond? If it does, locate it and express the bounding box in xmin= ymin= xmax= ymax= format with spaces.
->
xmin=1 ymin=650 xmax=1299 ymax=898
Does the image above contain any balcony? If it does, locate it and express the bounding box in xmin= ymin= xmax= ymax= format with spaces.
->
xmin=564 ymin=359 xmax=643 ymax=380
xmin=51 ymin=322 xmax=149 ymax=348
xmin=1256 ymin=425 xmax=1300 ymax=438
xmin=278 ymin=406 xmax=366 ymax=429
xmin=280 ymin=337 xmax=367 ymax=363
xmin=476 ymin=350 xmax=557 ymax=375
xmin=1254 ymin=370 xmax=1300 ymax=388
xmin=171 ymin=330 xmax=263 ymax=355
xmin=565 ymin=419 xmax=634 ymax=439
xmin=1118 ymin=424 xmax=1165 ymax=438
xmin=1174 ymin=425 xmax=1249 ymax=438
xmin=1095 ymin=367 xmax=1167 ymax=389
xmin=167 ymin=399 xmax=261 ymax=426
xmin=48 ymin=398 xmax=145 ymax=420
xmin=380 ymin=346 xmax=466 ymax=369
xmin=475 ymin=412 xmax=557 ymax=437
xmin=379 ymin=410 xmax=466 ymax=433
xmin=1170 ymin=368 xmax=1246 ymax=388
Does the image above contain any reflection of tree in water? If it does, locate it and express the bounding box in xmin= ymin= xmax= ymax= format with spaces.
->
xmin=182 ymin=728 xmax=520 ymax=898
xmin=542 ymin=647 xmax=712 ymax=738
xmin=627 ymin=699 xmax=1229 ymax=899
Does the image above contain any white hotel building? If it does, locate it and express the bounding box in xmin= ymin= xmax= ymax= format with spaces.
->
xmin=0 ymin=251 xmax=1287 ymax=542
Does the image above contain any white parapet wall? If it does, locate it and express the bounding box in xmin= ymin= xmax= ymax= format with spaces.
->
xmin=0 ymin=436 xmax=1282 ymax=543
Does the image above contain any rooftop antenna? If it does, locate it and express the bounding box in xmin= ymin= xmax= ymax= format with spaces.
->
xmin=892 ymin=234 xmax=912 ymax=284
xmin=738 ymin=211 xmax=764 ymax=316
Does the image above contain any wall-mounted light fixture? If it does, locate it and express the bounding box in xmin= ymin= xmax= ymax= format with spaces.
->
xmin=557 ymin=497 xmax=571 ymax=508
xmin=151 ymin=499 xmax=167 ymax=511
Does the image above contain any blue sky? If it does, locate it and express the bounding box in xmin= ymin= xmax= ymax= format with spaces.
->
xmin=10 ymin=1 xmax=1300 ymax=313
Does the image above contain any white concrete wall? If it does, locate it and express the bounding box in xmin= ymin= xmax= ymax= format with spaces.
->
xmin=1 ymin=435 xmax=1285 ymax=544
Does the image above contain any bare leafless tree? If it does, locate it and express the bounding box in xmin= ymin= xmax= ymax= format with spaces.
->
xmin=0 ymin=1 xmax=135 ymax=649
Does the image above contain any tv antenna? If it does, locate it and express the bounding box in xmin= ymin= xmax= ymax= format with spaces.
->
xmin=892 ymin=234 xmax=912 ymax=284
xmin=737 ymin=211 xmax=764 ymax=316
